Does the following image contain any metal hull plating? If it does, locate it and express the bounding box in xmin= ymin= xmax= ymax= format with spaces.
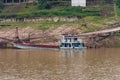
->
xmin=13 ymin=43 xmax=86 ymax=50
xmin=60 ymin=46 xmax=86 ymax=50
xmin=13 ymin=43 xmax=59 ymax=50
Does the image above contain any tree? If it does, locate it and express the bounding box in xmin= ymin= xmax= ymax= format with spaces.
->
xmin=0 ymin=0 xmax=4 ymax=10
xmin=0 ymin=0 xmax=4 ymax=13
xmin=117 ymin=0 xmax=120 ymax=8
xmin=38 ymin=0 xmax=47 ymax=4
xmin=37 ymin=0 xmax=51 ymax=9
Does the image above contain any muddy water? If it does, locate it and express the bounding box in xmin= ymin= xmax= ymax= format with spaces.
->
xmin=0 ymin=48 xmax=120 ymax=80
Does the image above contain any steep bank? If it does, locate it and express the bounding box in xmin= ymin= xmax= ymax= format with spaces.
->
xmin=0 ymin=16 xmax=120 ymax=47
xmin=0 ymin=25 xmax=81 ymax=45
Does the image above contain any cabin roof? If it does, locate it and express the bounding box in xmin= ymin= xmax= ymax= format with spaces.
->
xmin=62 ymin=34 xmax=78 ymax=38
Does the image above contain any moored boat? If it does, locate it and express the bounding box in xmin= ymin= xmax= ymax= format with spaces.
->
xmin=13 ymin=43 xmax=59 ymax=50
xmin=60 ymin=34 xmax=86 ymax=49
xmin=13 ymin=34 xmax=86 ymax=50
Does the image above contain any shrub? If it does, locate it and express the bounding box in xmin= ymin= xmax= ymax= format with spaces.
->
xmin=0 ymin=1 xmax=4 ymax=10
xmin=37 ymin=3 xmax=51 ymax=9
xmin=117 ymin=0 xmax=120 ymax=8
xmin=37 ymin=0 xmax=51 ymax=9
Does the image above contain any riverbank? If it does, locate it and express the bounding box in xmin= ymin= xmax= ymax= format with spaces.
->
xmin=0 ymin=16 xmax=120 ymax=48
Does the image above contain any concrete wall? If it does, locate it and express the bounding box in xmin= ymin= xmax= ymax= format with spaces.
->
xmin=0 ymin=17 xmax=81 ymax=22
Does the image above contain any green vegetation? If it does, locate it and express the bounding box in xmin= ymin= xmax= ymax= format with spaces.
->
xmin=0 ymin=0 xmax=116 ymax=18
xmin=0 ymin=0 xmax=4 ymax=13
xmin=37 ymin=0 xmax=51 ymax=9
xmin=0 ymin=6 xmax=100 ymax=18
xmin=117 ymin=0 xmax=120 ymax=8
xmin=0 ymin=0 xmax=119 ymax=32
xmin=0 ymin=16 xmax=119 ymax=32
xmin=0 ymin=20 xmax=72 ymax=31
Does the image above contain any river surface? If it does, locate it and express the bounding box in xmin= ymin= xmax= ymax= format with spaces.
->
xmin=0 ymin=48 xmax=120 ymax=80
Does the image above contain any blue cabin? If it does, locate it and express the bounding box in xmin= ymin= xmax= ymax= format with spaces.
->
xmin=60 ymin=34 xmax=86 ymax=49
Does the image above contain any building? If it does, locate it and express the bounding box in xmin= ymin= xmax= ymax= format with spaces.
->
xmin=3 ymin=0 xmax=35 ymax=3
xmin=71 ymin=0 xmax=86 ymax=7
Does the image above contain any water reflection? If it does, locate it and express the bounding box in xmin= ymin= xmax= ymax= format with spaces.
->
xmin=0 ymin=48 xmax=120 ymax=80
xmin=60 ymin=49 xmax=86 ymax=58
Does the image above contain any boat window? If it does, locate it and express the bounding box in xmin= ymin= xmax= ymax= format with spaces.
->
xmin=72 ymin=43 xmax=81 ymax=47
xmin=69 ymin=43 xmax=71 ymax=47
xmin=60 ymin=43 xmax=65 ymax=47
xmin=65 ymin=43 xmax=67 ymax=47
xmin=64 ymin=43 xmax=71 ymax=47
xmin=69 ymin=38 xmax=71 ymax=42
xmin=65 ymin=38 xmax=67 ymax=42
xmin=74 ymin=38 xmax=77 ymax=41
xmin=66 ymin=38 xmax=71 ymax=42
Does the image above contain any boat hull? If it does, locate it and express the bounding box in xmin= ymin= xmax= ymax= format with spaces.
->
xmin=60 ymin=47 xmax=86 ymax=50
xmin=13 ymin=43 xmax=86 ymax=50
xmin=13 ymin=43 xmax=59 ymax=50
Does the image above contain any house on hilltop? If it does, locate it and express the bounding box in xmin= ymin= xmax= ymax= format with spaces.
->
xmin=71 ymin=0 xmax=86 ymax=7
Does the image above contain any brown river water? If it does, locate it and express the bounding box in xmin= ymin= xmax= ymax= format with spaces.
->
xmin=0 ymin=48 xmax=120 ymax=80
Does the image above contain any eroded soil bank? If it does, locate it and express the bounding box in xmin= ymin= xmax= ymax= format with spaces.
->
xmin=1 ymin=19 xmax=120 ymax=48
xmin=0 ymin=26 xmax=81 ymax=45
xmin=0 ymin=26 xmax=120 ymax=48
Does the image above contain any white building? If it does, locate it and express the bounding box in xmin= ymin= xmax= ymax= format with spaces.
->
xmin=71 ymin=0 xmax=86 ymax=7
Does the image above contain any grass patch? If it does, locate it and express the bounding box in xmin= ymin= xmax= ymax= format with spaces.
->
xmin=0 ymin=21 xmax=74 ymax=31
xmin=0 ymin=6 xmax=100 ymax=18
